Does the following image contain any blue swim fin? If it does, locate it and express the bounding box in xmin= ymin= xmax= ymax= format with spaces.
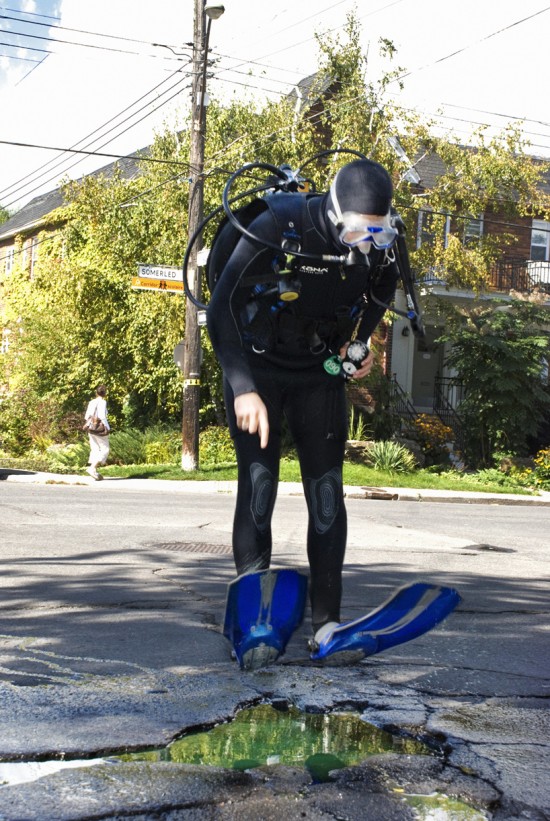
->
xmin=310 ymin=582 xmax=461 ymax=665
xmin=224 ymin=568 xmax=308 ymax=671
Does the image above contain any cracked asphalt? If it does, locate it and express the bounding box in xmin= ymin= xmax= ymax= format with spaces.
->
xmin=0 ymin=471 xmax=549 ymax=820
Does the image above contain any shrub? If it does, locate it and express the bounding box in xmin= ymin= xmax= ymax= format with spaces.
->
xmin=107 ymin=426 xmax=179 ymax=465
xmin=47 ymin=442 xmax=89 ymax=469
xmin=534 ymin=447 xmax=550 ymax=488
xmin=411 ymin=414 xmax=453 ymax=466
xmin=347 ymin=406 xmax=368 ymax=441
xmin=199 ymin=425 xmax=235 ymax=465
xmin=144 ymin=432 xmax=180 ymax=465
xmin=470 ymin=468 xmax=530 ymax=490
xmin=363 ymin=440 xmax=416 ymax=473
xmin=0 ymin=453 xmax=60 ymax=472
xmin=47 ymin=425 xmax=181 ymax=468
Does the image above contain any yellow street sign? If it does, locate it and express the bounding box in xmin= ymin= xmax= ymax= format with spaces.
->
xmin=131 ymin=276 xmax=183 ymax=293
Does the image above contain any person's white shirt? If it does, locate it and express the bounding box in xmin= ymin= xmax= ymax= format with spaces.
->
xmin=85 ymin=396 xmax=110 ymax=431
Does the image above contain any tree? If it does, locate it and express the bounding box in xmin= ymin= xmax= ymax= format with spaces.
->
xmin=438 ymin=300 xmax=550 ymax=465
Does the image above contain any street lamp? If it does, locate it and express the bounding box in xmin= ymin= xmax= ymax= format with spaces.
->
xmin=181 ymin=1 xmax=224 ymax=471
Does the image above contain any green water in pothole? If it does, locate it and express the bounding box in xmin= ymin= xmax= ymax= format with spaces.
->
xmin=113 ymin=704 xmax=488 ymax=818
xmin=116 ymin=703 xmax=426 ymax=779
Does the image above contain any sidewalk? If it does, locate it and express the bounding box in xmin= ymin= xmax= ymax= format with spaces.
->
xmin=2 ymin=464 xmax=550 ymax=505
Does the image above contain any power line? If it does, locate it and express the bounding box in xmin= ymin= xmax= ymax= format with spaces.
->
xmin=1 ymin=80 xmax=546 ymax=242
xmin=390 ymin=101 xmax=550 ymax=148
xmin=0 ymin=68 xmax=192 ymax=201
xmin=0 ymin=85 xmax=191 ymax=211
xmin=3 ymin=3 xmax=549 ymax=214
xmin=0 ymin=25 xmax=185 ymax=61
xmin=437 ymin=100 xmax=550 ymax=131
xmin=392 ymin=6 xmax=550 ymax=84
xmin=208 ymin=36 xmax=550 ymax=154
xmin=13 ymin=54 xmax=49 ymax=86
xmin=0 ymin=5 xmax=60 ymax=22
xmin=0 ymin=11 xmax=186 ymax=51
xmin=0 ymin=139 xmax=186 ymax=165
xmin=0 ymin=39 xmax=49 ymax=55
xmin=204 ymin=2 xmax=550 ymax=144
xmin=0 ymin=49 xmax=41 ymax=62
xmin=207 ymin=66 xmax=550 ymax=154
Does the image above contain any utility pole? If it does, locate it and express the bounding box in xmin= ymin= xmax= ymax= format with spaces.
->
xmin=181 ymin=1 xmax=224 ymax=471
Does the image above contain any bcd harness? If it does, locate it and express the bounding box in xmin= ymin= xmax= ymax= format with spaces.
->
xmin=183 ymin=152 xmax=425 ymax=345
xmin=206 ymin=191 xmax=384 ymax=359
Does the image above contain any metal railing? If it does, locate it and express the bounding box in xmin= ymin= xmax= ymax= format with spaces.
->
xmin=488 ymin=259 xmax=531 ymax=292
xmin=417 ymin=258 xmax=550 ymax=295
xmin=389 ymin=376 xmax=419 ymax=430
xmin=386 ymin=375 xmax=468 ymax=459
xmin=433 ymin=376 xmax=466 ymax=453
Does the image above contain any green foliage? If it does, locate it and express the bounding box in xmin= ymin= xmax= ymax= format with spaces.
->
xmin=0 ymin=391 xmax=33 ymax=455
xmin=108 ymin=426 xmax=182 ymax=465
xmin=144 ymin=432 xmax=180 ymax=465
xmin=347 ymin=406 xmax=368 ymax=441
xmin=363 ymin=439 xmax=416 ymax=473
xmin=348 ymin=357 xmax=397 ymax=442
xmin=533 ymin=447 xmax=550 ymax=488
xmin=47 ymin=441 xmax=89 ymax=470
xmin=469 ymin=467 xmax=530 ymax=491
xmin=438 ymin=300 xmax=550 ymax=466
xmin=0 ymin=388 xmax=79 ymax=455
xmin=0 ymin=451 xmax=66 ymax=473
xmin=47 ymin=425 xmax=180 ymax=468
xmin=199 ymin=425 xmax=235 ymax=465
xmin=411 ymin=413 xmax=453 ymax=467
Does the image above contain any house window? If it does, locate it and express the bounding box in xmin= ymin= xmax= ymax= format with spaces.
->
xmin=463 ymin=214 xmax=483 ymax=246
xmin=3 ymin=246 xmax=15 ymax=275
xmin=531 ymin=219 xmax=550 ymax=261
xmin=417 ymin=210 xmax=450 ymax=249
xmin=1 ymin=329 xmax=10 ymax=354
xmin=30 ymin=236 xmax=39 ymax=278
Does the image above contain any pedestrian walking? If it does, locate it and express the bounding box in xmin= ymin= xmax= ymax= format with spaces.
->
xmin=84 ymin=385 xmax=110 ymax=480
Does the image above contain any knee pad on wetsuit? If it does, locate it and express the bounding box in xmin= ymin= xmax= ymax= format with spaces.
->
xmin=249 ymin=462 xmax=276 ymax=533
xmin=304 ymin=467 xmax=343 ymax=534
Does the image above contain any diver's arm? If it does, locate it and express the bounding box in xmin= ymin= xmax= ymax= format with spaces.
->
xmin=356 ymin=256 xmax=400 ymax=340
xmin=206 ymin=211 xmax=278 ymax=398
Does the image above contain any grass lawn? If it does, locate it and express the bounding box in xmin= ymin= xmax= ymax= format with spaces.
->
xmin=99 ymin=459 xmax=532 ymax=495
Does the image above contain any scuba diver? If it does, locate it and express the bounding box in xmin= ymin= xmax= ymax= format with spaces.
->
xmin=204 ymin=155 xmax=459 ymax=670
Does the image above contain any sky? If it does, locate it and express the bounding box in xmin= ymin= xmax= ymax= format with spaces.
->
xmin=1 ymin=0 xmax=549 ymax=213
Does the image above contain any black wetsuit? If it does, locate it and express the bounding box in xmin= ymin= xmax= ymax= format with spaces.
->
xmin=207 ymin=192 xmax=399 ymax=630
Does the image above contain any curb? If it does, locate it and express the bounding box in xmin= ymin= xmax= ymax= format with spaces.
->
xmin=2 ymin=468 xmax=550 ymax=505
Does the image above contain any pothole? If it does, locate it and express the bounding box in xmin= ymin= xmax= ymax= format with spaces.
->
xmin=0 ymin=704 xmax=490 ymax=818
xmin=117 ymin=703 xmax=430 ymax=779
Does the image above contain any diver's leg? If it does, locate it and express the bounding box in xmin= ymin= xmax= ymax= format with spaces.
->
xmin=224 ymin=374 xmax=282 ymax=574
xmin=285 ymin=372 xmax=348 ymax=633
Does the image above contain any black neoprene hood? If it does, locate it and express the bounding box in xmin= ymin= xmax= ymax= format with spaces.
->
xmin=328 ymin=159 xmax=393 ymax=217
